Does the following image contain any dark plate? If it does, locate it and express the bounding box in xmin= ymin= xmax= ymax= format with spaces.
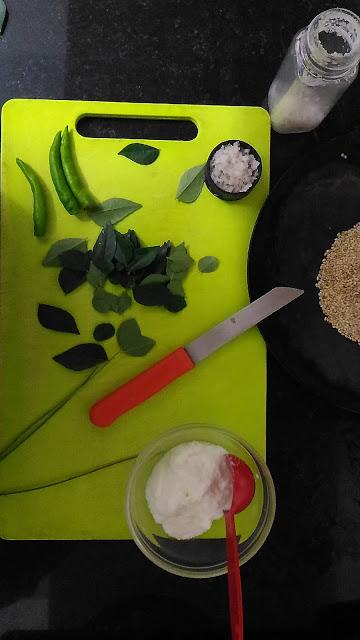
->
xmin=248 ymin=130 xmax=360 ymax=413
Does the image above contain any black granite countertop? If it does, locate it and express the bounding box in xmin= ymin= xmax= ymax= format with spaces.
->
xmin=1 ymin=1 xmax=360 ymax=638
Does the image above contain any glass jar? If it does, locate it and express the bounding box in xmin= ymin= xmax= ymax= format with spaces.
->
xmin=268 ymin=8 xmax=360 ymax=134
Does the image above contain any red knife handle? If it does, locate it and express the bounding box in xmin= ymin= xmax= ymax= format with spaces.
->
xmin=90 ymin=347 xmax=195 ymax=428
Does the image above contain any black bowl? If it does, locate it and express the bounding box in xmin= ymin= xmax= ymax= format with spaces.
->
xmin=205 ymin=139 xmax=262 ymax=201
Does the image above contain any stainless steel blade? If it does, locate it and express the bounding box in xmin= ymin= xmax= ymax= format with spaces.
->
xmin=185 ymin=287 xmax=303 ymax=364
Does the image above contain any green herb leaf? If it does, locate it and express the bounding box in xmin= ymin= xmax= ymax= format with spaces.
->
xmin=133 ymin=284 xmax=186 ymax=313
xmin=108 ymin=269 xmax=135 ymax=288
xmin=167 ymin=274 xmax=185 ymax=297
xmin=89 ymin=198 xmax=142 ymax=227
xmin=117 ymin=318 xmax=156 ymax=357
xmin=165 ymin=295 xmax=187 ymax=313
xmin=128 ymin=247 xmax=160 ymax=273
xmin=92 ymin=288 xmax=111 ymax=313
xmin=176 ymin=164 xmax=205 ymax=203
xmin=112 ymin=292 xmax=132 ymax=314
xmin=42 ymin=238 xmax=87 ymax=266
xmin=87 ymin=262 xmax=107 ymax=288
xmin=0 ymin=1 xmax=7 ymax=34
xmin=118 ymin=143 xmax=160 ymax=165
xmin=198 ymin=255 xmax=219 ymax=273
xmin=167 ymin=242 xmax=194 ymax=273
xmin=133 ymin=283 xmax=171 ymax=307
xmin=131 ymin=243 xmax=192 ymax=310
xmin=60 ymin=250 xmax=92 ymax=272
xmin=53 ymin=343 xmax=108 ymax=371
xmin=38 ymin=304 xmax=80 ymax=335
xmin=92 ymin=223 xmax=117 ymax=274
xmin=93 ymin=323 xmax=115 ymax=341
xmin=92 ymin=288 xmax=132 ymax=314
xmin=124 ymin=229 xmax=141 ymax=249
xmin=140 ymin=273 xmax=170 ymax=285
xmin=114 ymin=231 xmax=134 ymax=266
xmin=58 ymin=268 xmax=86 ymax=294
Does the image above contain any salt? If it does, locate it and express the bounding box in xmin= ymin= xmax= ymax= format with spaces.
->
xmin=210 ymin=142 xmax=259 ymax=193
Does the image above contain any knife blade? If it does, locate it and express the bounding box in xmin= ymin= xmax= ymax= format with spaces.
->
xmin=90 ymin=287 xmax=303 ymax=427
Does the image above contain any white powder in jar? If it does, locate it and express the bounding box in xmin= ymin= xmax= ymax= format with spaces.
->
xmin=145 ymin=441 xmax=233 ymax=540
xmin=210 ymin=141 xmax=260 ymax=193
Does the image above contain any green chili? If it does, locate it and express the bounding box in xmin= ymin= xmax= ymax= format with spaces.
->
xmin=49 ymin=130 xmax=80 ymax=214
xmin=60 ymin=126 xmax=95 ymax=209
xmin=16 ymin=158 xmax=47 ymax=237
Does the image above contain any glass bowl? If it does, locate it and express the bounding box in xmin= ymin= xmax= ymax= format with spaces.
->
xmin=125 ymin=424 xmax=276 ymax=578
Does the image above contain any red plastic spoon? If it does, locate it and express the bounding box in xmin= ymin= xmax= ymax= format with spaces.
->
xmin=224 ymin=455 xmax=256 ymax=640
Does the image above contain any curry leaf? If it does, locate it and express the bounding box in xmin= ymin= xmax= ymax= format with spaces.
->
xmin=165 ymin=295 xmax=187 ymax=313
xmin=133 ymin=283 xmax=171 ymax=307
xmin=92 ymin=288 xmax=132 ymax=314
xmin=198 ymin=255 xmax=219 ymax=273
xmin=124 ymin=229 xmax=141 ymax=249
xmin=89 ymin=198 xmax=142 ymax=227
xmin=92 ymin=288 xmax=110 ymax=313
xmin=167 ymin=274 xmax=185 ymax=297
xmin=176 ymin=164 xmax=205 ymax=203
xmin=38 ymin=304 xmax=80 ymax=335
xmin=53 ymin=343 xmax=108 ymax=371
xmin=128 ymin=247 xmax=160 ymax=273
xmin=93 ymin=323 xmax=115 ymax=341
xmin=118 ymin=143 xmax=160 ymax=165
xmin=140 ymin=273 xmax=170 ymax=285
xmin=108 ymin=270 xmax=135 ymax=288
xmin=60 ymin=250 xmax=92 ymax=272
xmin=112 ymin=292 xmax=132 ymax=314
xmin=92 ymin=223 xmax=117 ymax=274
xmin=42 ymin=238 xmax=87 ymax=266
xmin=114 ymin=231 xmax=134 ymax=266
xmin=87 ymin=262 xmax=107 ymax=288
xmin=133 ymin=284 xmax=186 ymax=313
xmin=167 ymin=243 xmax=194 ymax=273
xmin=58 ymin=268 xmax=86 ymax=294
xmin=117 ymin=319 xmax=156 ymax=357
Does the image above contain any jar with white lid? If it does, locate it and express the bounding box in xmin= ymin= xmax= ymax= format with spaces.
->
xmin=268 ymin=8 xmax=360 ymax=134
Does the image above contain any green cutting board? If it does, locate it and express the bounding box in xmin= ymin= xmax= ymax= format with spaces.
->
xmin=0 ymin=99 xmax=269 ymax=539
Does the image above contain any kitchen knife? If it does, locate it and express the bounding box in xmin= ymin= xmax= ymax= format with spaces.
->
xmin=90 ymin=287 xmax=303 ymax=427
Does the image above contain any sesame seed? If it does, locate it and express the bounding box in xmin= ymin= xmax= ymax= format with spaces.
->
xmin=317 ymin=222 xmax=360 ymax=343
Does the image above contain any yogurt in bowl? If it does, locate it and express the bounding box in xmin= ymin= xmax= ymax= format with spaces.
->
xmin=146 ymin=441 xmax=233 ymax=540
xmin=125 ymin=424 xmax=276 ymax=578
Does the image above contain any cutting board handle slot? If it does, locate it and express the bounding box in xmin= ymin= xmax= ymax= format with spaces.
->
xmin=76 ymin=115 xmax=198 ymax=141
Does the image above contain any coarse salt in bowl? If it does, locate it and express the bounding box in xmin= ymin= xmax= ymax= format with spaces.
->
xmin=125 ymin=424 xmax=276 ymax=578
xmin=205 ymin=140 xmax=262 ymax=201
